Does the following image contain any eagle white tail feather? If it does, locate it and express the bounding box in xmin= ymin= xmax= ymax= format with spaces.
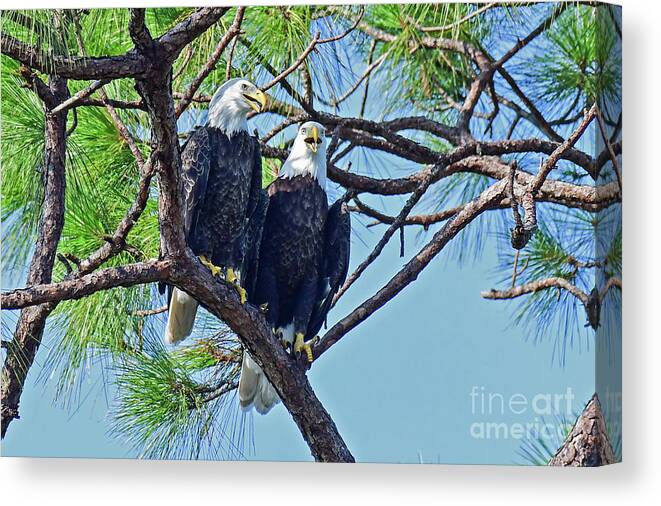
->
xmin=239 ymin=351 xmax=280 ymax=414
xmin=164 ymin=288 xmax=198 ymax=344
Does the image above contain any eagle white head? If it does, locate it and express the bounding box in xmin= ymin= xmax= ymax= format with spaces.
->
xmin=279 ymin=121 xmax=327 ymax=189
xmin=207 ymin=78 xmax=267 ymax=136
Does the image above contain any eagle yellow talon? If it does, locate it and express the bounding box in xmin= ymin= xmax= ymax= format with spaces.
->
xmin=235 ymin=285 xmax=247 ymax=304
xmin=226 ymin=267 xmax=247 ymax=304
xmin=199 ymin=256 xmax=222 ymax=277
xmin=293 ymin=332 xmax=314 ymax=363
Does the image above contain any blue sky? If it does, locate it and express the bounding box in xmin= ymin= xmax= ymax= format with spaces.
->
xmin=1 ymin=4 xmax=619 ymax=464
xmin=2 ymin=225 xmax=598 ymax=463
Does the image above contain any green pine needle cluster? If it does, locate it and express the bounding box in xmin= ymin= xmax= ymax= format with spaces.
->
xmin=111 ymin=330 xmax=244 ymax=460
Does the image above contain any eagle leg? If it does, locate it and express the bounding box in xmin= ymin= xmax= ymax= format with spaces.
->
xmin=199 ymin=255 xmax=223 ymax=278
xmin=226 ymin=267 xmax=247 ymax=304
xmin=293 ymin=332 xmax=313 ymax=363
xmin=273 ymin=328 xmax=290 ymax=351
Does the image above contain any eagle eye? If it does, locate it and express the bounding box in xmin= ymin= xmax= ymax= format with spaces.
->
xmin=241 ymin=83 xmax=248 ymax=90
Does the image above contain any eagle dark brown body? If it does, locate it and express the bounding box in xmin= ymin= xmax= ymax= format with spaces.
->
xmin=182 ymin=126 xmax=263 ymax=272
xmin=254 ymin=175 xmax=328 ymax=333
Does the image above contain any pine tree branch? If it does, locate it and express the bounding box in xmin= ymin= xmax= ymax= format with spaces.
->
xmin=0 ymin=261 xmax=172 ymax=310
xmin=124 ymin=10 xmax=355 ymax=461
xmin=1 ymin=75 xmax=68 ymax=438
xmin=261 ymin=10 xmax=362 ymax=93
xmin=481 ymin=277 xmax=589 ymax=304
xmin=349 ymin=199 xmax=463 ymax=228
xmin=510 ymin=105 xmax=597 ymax=249
xmin=1 ymin=8 xmax=228 ymax=80
xmin=315 ymin=179 xmax=509 ymax=359
xmin=169 ymin=253 xmax=355 ymax=462
xmin=1 ymin=33 xmax=147 ymax=79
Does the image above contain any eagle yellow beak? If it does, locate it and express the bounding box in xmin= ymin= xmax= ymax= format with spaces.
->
xmin=243 ymin=89 xmax=267 ymax=113
xmin=307 ymin=126 xmax=319 ymax=153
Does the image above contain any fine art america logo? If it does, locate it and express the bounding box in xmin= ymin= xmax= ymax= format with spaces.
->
xmin=469 ymin=386 xmax=575 ymax=440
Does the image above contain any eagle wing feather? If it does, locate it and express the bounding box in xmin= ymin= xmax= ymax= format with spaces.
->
xmin=307 ymin=199 xmax=351 ymax=338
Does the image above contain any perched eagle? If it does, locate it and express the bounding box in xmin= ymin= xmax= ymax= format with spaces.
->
xmin=238 ymin=121 xmax=351 ymax=414
xmin=163 ymin=78 xmax=268 ymax=344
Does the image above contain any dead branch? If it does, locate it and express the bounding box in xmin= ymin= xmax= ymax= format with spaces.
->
xmin=133 ymin=305 xmax=169 ymax=317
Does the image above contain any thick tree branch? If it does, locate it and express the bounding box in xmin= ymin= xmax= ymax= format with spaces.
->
xmin=128 ymin=9 xmax=153 ymax=52
xmin=1 ymin=34 xmax=147 ymax=79
xmin=1 ymin=8 xmax=228 ymax=80
xmin=157 ymin=7 xmax=229 ymax=62
xmin=1 ymin=261 xmax=172 ymax=310
xmin=260 ymin=144 xmax=620 ymax=211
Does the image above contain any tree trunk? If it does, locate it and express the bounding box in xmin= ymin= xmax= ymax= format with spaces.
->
xmin=549 ymin=394 xmax=617 ymax=467
xmin=1 ymin=76 xmax=68 ymax=438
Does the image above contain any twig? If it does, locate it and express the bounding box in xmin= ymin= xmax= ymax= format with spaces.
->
xmin=262 ymin=11 xmax=364 ymax=93
xmin=72 ymin=13 xmax=145 ymax=167
xmin=530 ymin=105 xmax=597 ymax=195
xmin=481 ymin=277 xmax=588 ymax=304
xmin=175 ymin=7 xmax=245 ymax=118
xmin=262 ymin=33 xmax=321 ymax=92
xmin=333 ymin=171 xmax=436 ymax=305
xmin=599 ymin=276 xmax=622 ymax=300
xmin=350 ymin=199 xmax=463 ymax=229
xmin=133 ymin=305 xmax=168 ymax=317
xmin=332 ymin=51 xmax=389 ymax=108
xmin=225 ymin=33 xmax=240 ymax=81
xmin=65 ymin=107 xmax=78 ymax=137
xmin=50 ymin=79 xmax=110 ymax=114
xmin=173 ymin=45 xmax=195 ymax=81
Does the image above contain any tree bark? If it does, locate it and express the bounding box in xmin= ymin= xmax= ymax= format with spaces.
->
xmin=549 ymin=394 xmax=617 ymax=466
xmin=1 ymin=76 xmax=68 ymax=438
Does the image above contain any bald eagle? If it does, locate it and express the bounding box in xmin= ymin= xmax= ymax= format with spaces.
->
xmin=163 ymin=78 xmax=268 ymax=344
xmin=238 ymin=121 xmax=351 ymax=414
